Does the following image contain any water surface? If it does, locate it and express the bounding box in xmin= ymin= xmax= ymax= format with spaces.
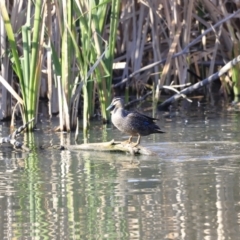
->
xmin=0 ymin=101 xmax=240 ymax=239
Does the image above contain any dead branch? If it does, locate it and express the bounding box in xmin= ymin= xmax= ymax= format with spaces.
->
xmin=67 ymin=140 xmax=157 ymax=156
xmin=162 ymin=85 xmax=192 ymax=103
xmin=159 ymin=55 xmax=240 ymax=109
xmin=0 ymin=118 xmax=34 ymax=151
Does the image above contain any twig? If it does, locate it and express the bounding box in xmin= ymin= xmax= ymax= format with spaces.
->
xmin=0 ymin=118 xmax=34 ymax=151
xmin=159 ymin=55 xmax=240 ymax=108
xmin=10 ymin=118 xmax=35 ymax=139
xmin=169 ymin=81 xmax=192 ymax=88
xmin=162 ymin=85 xmax=192 ymax=103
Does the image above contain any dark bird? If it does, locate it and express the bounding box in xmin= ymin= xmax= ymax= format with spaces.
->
xmin=107 ymin=97 xmax=165 ymax=146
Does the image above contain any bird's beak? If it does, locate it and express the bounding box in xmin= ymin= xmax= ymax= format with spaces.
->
xmin=106 ymin=104 xmax=114 ymax=111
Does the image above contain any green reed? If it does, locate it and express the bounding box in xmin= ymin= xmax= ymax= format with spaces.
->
xmin=0 ymin=0 xmax=44 ymax=130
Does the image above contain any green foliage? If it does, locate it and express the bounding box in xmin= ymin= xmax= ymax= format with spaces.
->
xmin=51 ymin=0 xmax=120 ymax=132
xmin=0 ymin=0 xmax=44 ymax=130
xmin=232 ymin=42 xmax=240 ymax=99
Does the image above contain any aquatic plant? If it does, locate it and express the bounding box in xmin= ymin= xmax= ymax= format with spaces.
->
xmin=0 ymin=0 xmax=44 ymax=130
xmin=1 ymin=0 xmax=240 ymax=131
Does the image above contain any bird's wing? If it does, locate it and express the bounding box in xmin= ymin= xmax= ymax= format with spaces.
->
xmin=127 ymin=111 xmax=157 ymax=123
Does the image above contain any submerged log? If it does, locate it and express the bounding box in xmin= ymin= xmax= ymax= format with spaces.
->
xmin=67 ymin=139 xmax=157 ymax=156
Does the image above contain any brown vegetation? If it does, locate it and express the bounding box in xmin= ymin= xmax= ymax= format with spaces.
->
xmin=0 ymin=0 xmax=240 ymax=130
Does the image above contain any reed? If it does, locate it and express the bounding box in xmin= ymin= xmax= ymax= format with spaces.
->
xmin=220 ymin=2 xmax=240 ymax=99
xmin=0 ymin=11 xmax=12 ymax=120
xmin=1 ymin=0 xmax=240 ymax=132
xmin=47 ymin=0 xmax=121 ymax=134
xmin=75 ymin=0 xmax=121 ymax=125
xmin=0 ymin=0 xmax=45 ymax=130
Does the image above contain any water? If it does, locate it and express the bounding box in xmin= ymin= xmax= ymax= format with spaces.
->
xmin=1 ymin=101 xmax=240 ymax=239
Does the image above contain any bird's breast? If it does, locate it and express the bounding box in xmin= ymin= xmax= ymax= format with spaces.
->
xmin=111 ymin=109 xmax=135 ymax=134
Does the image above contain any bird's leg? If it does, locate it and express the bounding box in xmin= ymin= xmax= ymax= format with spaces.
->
xmin=131 ymin=134 xmax=141 ymax=147
xmin=128 ymin=136 xmax=133 ymax=143
xmin=121 ymin=136 xmax=132 ymax=145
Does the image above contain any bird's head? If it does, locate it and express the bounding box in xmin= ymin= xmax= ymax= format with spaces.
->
xmin=106 ymin=97 xmax=124 ymax=111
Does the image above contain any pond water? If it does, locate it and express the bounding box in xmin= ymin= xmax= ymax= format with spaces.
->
xmin=1 ymin=100 xmax=240 ymax=239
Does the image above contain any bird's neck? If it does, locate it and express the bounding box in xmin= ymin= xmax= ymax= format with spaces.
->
xmin=113 ymin=107 xmax=126 ymax=116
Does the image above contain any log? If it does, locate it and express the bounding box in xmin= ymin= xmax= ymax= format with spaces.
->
xmin=67 ymin=139 xmax=157 ymax=156
xmin=159 ymin=54 xmax=240 ymax=109
xmin=0 ymin=119 xmax=157 ymax=155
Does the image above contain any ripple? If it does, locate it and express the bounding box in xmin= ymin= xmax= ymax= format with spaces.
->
xmin=1 ymin=112 xmax=240 ymax=239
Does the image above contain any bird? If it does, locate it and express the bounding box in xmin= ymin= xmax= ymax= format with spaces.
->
xmin=106 ymin=97 xmax=165 ymax=146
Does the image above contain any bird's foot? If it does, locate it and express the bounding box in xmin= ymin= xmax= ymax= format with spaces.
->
xmin=121 ymin=136 xmax=133 ymax=145
xmin=130 ymin=142 xmax=139 ymax=147
xmin=121 ymin=140 xmax=131 ymax=145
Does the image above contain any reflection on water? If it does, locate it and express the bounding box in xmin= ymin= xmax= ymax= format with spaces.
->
xmin=1 ymin=102 xmax=240 ymax=239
